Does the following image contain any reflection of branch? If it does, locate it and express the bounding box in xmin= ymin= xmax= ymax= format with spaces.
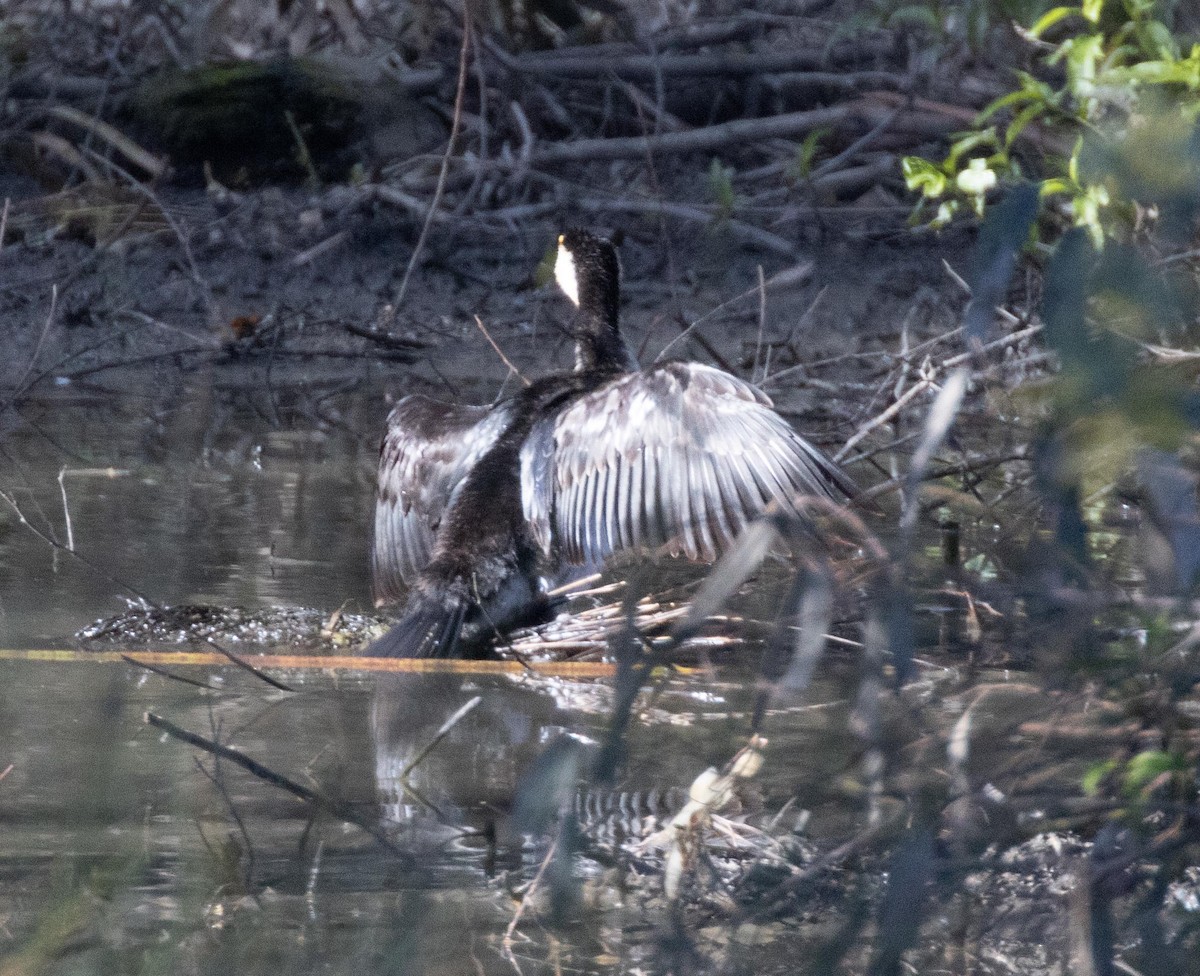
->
xmin=146 ymin=711 xmax=410 ymax=860
xmin=0 ymin=487 xmax=153 ymax=602
xmin=398 ymin=695 xmax=482 ymax=780
xmin=121 ymin=654 xmax=217 ymax=690
xmin=503 ymin=832 xmax=558 ymax=948
xmin=193 ymin=753 xmax=257 ymax=892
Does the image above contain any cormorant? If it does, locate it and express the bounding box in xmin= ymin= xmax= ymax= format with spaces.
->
xmin=367 ymin=230 xmax=855 ymax=658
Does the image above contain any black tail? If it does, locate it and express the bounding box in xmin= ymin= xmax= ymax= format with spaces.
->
xmin=365 ymin=596 xmax=468 ymax=659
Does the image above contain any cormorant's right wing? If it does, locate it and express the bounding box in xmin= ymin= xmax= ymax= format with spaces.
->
xmin=520 ymin=362 xmax=855 ymax=567
xmin=371 ymin=395 xmax=512 ymax=605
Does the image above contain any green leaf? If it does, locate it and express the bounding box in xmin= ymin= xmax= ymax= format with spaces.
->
xmin=1029 ymin=5 xmax=1079 ymax=38
xmin=1040 ymin=176 xmax=1075 ymax=196
xmin=978 ymin=86 xmax=1043 ymax=124
xmin=1122 ymin=749 xmax=1187 ymax=797
xmin=1006 ymin=101 xmax=1047 ymax=146
xmin=1061 ymin=33 xmax=1106 ymax=94
xmin=1141 ymin=20 xmax=1180 ymax=62
xmin=901 ymin=156 xmax=948 ymax=197
xmin=945 ymin=127 xmax=1001 ymax=168
xmin=794 ymin=127 xmax=829 ymax=178
xmin=1082 ymin=758 xmax=1118 ymax=795
xmin=707 ymin=157 xmax=735 ymax=211
xmin=1081 ymin=0 xmax=1104 ymax=23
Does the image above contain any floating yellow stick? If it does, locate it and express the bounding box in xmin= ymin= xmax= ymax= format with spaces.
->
xmin=0 ymin=648 xmax=616 ymax=677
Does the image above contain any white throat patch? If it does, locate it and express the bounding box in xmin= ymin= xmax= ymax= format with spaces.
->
xmin=555 ymin=244 xmax=580 ymax=306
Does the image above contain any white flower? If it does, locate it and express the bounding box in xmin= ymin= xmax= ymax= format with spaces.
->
xmin=956 ymin=158 xmax=998 ymax=196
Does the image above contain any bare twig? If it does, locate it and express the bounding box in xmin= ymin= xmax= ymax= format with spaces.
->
xmin=394 ymin=5 xmax=472 ymax=307
xmin=397 ymin=696 xmax=483 ymax=780
xmin=658 ymin=260 xmax=813 ymax=364
xmin=1 ymin=486 xmax=153 ymax=600
xmin=292 ymin=230 xmax=348 ymax=267
xmin=575 ymin=195 xmax=800 ymax=258
xmin=46 ymin=104 xmax=166 ymax=178
xmin=503 ymin=832 xmax=559 ymax=948
xmin=31 ymin=130 xmax=105 ymax=182
xmin=4 ymin=285 xmax=57 ymax=412
xmin=753 ymin=265 xmax=767 ymax=383
xmin=474 ymin=315 xmax=530 ymax=386
xmin=533 ymin=104 xmax=853 ymax=165
xmin=810 ymin=107 xmax=902 ymax=180
xmin=121 ymin=654 xmax=219 ymax=690
xmin=146 ymin=711 xmax=409 ymax=858
xmin=507 ymin=49 xmax=903 ymax=82
xmin=834 ymin=374 xmax=938 ymax=462
xmin=56 ymin=467 xmax=74 ymax=552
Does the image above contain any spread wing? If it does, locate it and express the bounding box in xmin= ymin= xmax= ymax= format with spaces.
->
xmin=371 ymin=395 xmax=512 ymax=605
xmin=520 ymin=362 xmax=854 ymax=565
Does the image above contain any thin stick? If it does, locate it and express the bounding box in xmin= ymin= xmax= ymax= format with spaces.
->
xmin=0 ymin=487 xmax=154 ymax=602
xmin=808 ymin=106 xmax=901 ymax=180
xmin=0 ymin=196 xmax=8 ymax=252
xmin=394 ymin=5 xmax=471 ymax=307
xmin=56 ymin=466 xmax=74 ymax=552
xmin=544 ymin=572 xmax=604 ymax=597
xmin=292 ymin=229 xmax=348 ymax=266
xmin=3 ymin=285 xmax=57 ymax=412
xmin=397 ymin=695 xmax=482 ymax=780
xmin=193 ymin=754 xmax=257 ymax=891
xmin=529 ymin=102 xmax=941 ymax=166
xmin=656 ymin=262 xmax=812 ymax=363
xmin=834 ymin=375 xmax=936 ymax=462
xmin=504 ymin=832 xmax=559 ymax=947
xmin=474 ymin=315 xmax=530 ymax=386
xmin=146 ymin=711 xmax=408 ymax=858
xmin=575 ymin=194 xmax=799 ymax=258
xmin=121 ymin=654 xmax=219 ymax=690
xmin=46 ymin=104 xmax=165 ymax=178
xmin=0 ymin=764 xmax=12 ymax=782
xmin=943 ymin=258 xmax=1021 ymax=325
xmin=753 ymin=265 xmax=767 ymax=383
xmin=507 ymin=48 xmax=903 ymax=82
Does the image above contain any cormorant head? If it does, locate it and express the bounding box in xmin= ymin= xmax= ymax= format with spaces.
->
xmin=555 ymin=229 xmax=621 ymax=332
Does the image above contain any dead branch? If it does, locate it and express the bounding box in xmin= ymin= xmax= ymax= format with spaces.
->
xmin=532 ymin=104 xmax=851 ymax=165
xmin=146 ymin=711 xmax=409 ymax=858
xmin=574 ymin=195 xmax=800 ymax=258
xmin=395 ymin=7 xmax=472 ymax=308
xmin=503 ymin=49 xmax=902 ymax=83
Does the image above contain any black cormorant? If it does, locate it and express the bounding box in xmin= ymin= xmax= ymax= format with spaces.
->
xmin=367 ymin=230 xmax=855 ymax=658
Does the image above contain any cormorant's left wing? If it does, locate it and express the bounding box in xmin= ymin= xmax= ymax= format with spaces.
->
xmin=520 ymin=362 xmax=854 ymax=567
xmin=372 ymin=395 xmax=513 ymax=605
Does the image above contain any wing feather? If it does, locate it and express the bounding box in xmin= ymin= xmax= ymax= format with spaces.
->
xmin=627 ymin=445 xmax=646 ymax=550
xmin=523 ymin=362 xmax=853 ymax=568
xmin=372 ymin=396 xmax=511 ymax=605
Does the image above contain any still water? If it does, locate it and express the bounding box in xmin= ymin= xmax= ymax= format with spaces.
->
xmin=1 ymin=377 xmax=384 ymax=646
xmin=1 ymin=379 xmax=868 ymax=974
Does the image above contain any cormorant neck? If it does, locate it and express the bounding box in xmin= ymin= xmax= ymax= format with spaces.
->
xmin=575 ymin=316 xmax=637 ymax=374
xmin=556 ymin=229 xmax=633 ymax=373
